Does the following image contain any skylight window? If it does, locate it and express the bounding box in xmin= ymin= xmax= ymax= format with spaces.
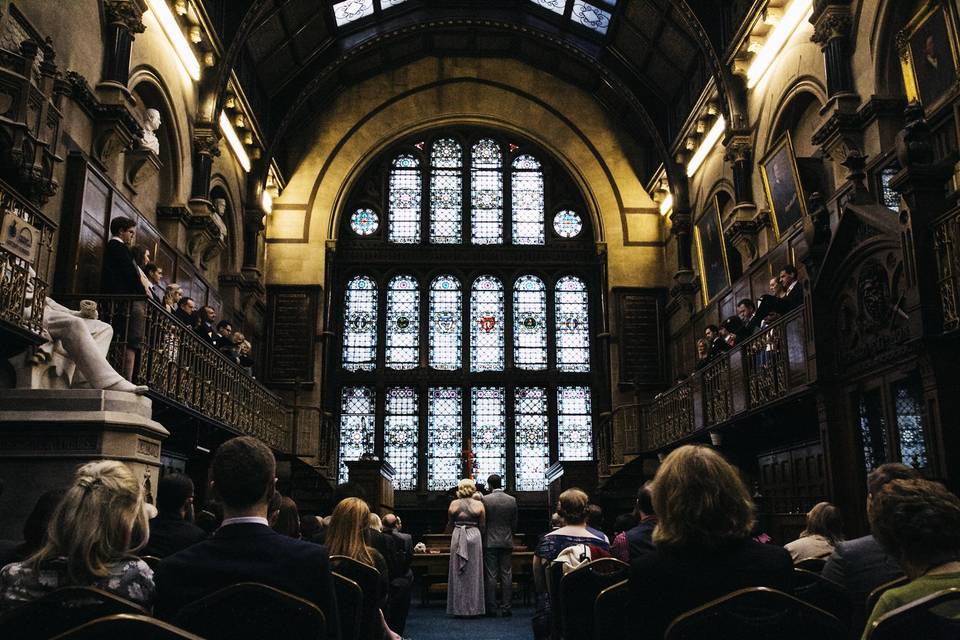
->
xmin=530 ymin=0 xmax=566 ymax=15
xmin=528 ymin=0 xmax=616 ymax=35
xmin=333 ymin=0 xmax=407 ymax=27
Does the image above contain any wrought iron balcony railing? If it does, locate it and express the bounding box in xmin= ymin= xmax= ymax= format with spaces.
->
xmin=934 ymin=207 xmax=960 ymax=333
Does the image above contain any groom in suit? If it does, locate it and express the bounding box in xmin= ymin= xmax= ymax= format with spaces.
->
xmin=483 ymin=473 xmax=518 ymax=617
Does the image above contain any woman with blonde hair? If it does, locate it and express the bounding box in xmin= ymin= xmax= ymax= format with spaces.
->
xmin=628 ymin=445 xmax=792 ymax=638
xmin=161 ymin=283 xmax=182 ymax=314
xmin=784 ymin=501 xmax=844 ymax=563
xmin=0 ymin=461 xmax=154 ymax=611
xmin=446 ymin=478 xmax=486 ymax=617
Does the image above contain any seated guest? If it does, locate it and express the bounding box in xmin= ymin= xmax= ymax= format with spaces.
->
xmin=174 ymin=296 xmax=197 ymax=328
xmin=784 ymin=501 xmax=843 ymax=563
xmin=194 ymin=501 xmax=222 ymax=536
xmin=585 ymin=504 xmax=609 ymax=543
xmin=272 ymin=496 xmax=301 ymax=539
xmin=154 ymin=436 xmax=340 ymax=637
xmin=863 ymin=478 xmax=960 ymax=638
xmin=612 ymin=513 xmax=638 ymax=540
xmin=534 ymin=489 xmax=610 ymax=590
xmin=0 ymin=488 xmax=66 ymax=567
xmin=142 ymin=474 xmax=206 ymax=558
xmin=628 ymin=445 xmax=792 ymax=639
xmin=611 ymin=482 xmax=657 ymax=563
xmin=0 ymin=461 xmax=154 ymax=611
xmin=382 ymin=513 xmax=413 ymax=634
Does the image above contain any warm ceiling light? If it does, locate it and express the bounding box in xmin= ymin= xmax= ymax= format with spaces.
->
xmin=747 ymin=0 xmax=813 ymax=89
xmin=260 ymin=189 xmax=273 ymax=214
xmin=146 ymin=0 xmax=200 ymax=81
xmin=219 ymin=111 xmax=250 ymax=172
xmin=686 ymin=116 xmax=726 ymax=177
xmin=659 ymin=193 xmax=674 ymax=216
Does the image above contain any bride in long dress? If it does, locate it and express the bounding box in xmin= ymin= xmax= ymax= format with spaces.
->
xmin=446 ymin=478 xmax=486 ymax=617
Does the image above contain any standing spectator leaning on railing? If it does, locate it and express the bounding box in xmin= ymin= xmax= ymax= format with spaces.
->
xmin=100 ymin=216 xmax=147 ymax=380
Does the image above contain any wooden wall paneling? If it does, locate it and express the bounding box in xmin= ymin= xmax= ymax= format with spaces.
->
xmin=614 ymin=288 xmax=667 ymax=389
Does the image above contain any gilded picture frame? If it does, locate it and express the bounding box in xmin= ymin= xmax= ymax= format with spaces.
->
xmin=899 ymin=0 xmax=960 ymax=115
xmin=760 ymin=132 xmax=808 ymax=240
xmin=694 ymin=194 xmax=730 ymax=305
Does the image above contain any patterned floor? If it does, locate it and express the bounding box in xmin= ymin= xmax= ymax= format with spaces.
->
xmin=403 ymin=605 xmax=534 ymax=640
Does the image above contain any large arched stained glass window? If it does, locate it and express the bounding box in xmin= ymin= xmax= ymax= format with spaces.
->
xmin=338 ymin=386 xmax=376 ymax=483
xmin=555 ymin=276 xmax=590 ymax=372
xmin=430 ymin=139 xmax=462 ymax=244
xmin=342 ymin=275 xmax=378 ymax=371
xmin=515 ymin=386 xmax=549 ymax=490
xmin=557 ymin=385 xmax=593 ymax=460
xmin=512 ymin=155 xmax=545 ymax=245
xmin=428 ymin=387 xmax=462 ymax=490
xmin=429 ymin=275 xmax=462 ymax=370
xmin=471 ymin=387 xmax=506 ymax=482
xmin=386 ymin=275 xmax=419 ymax=370
xmin=471 ymin=139 xmax=503 ymax=245
xmin=385 ymin=387 xmax=419 ymax=490
xmin=389 ymin=154 xmax=421 ymax=243
xmin=513 ymin=275 xmax=547 ymax=370
xmin=471 ymin=276 xmax=504 ymax=372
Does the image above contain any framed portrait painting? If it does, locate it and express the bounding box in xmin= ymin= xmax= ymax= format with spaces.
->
xmin=901 ymin=1 xmax=960 ymax=114
xmin=694 ymin=195 xmax=730 ymax=305
xmin=760 ymin=133 xmax=807 ymax=239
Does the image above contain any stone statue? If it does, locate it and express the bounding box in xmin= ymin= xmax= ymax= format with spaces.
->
xmin=140 ymin=108 xmax=161 ymax=155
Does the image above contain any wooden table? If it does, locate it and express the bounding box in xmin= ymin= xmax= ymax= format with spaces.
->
xmin=411 ymin=551 xmax=535 ymax=606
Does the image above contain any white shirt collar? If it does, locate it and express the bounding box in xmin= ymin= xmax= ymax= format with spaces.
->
xmin=220 ymin=516 xmax=269 ymax=528
xmin=786 ymin=280 xmax=797 ymax=294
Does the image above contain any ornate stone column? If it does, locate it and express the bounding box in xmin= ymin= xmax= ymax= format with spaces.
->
xmin=102 ymin=0 xmax=146 ymax=86
xmin=810 ymin=2 xmax=854 ymax=99
xmin=190 ymin=126 xmax=221 ymax=201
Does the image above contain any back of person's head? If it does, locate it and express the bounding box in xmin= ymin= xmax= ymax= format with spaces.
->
xmin=156 ymin=473 xmax=194 ymax=516
xmin=368 ymin=512 xmax=383 ymax=532
xmin=30 ymin=461 xmax=147 ymax=583
xmin=585 ymin=503 xmax=603 ymax=529
xmin=110 ymin=216 xmax=135 ymax=236
xmin=636 ymin=481 xmax=655 ymax=517
xmin=782 ymin=264 xmax=798 ymax=277
xmin=22 ymin=488 xmax=66 ymax=554
xmin=456 ymin=478 xmax=477 ymax=499
xmin=801 ymin=501 xmax=844 ymax=545
xmin=550 ymin=512 xmax=563 ymax=529
xmin=211 ymin=436 xmax=275 ymax=510
xmin=868 ymin=463 xmax=921 ymax=497
xmin=487 ymin=474 xmax=502 ymax=490
xmin=300 ymin=514 xmax=321 ymax=539
xmin=870 ymin=478 xmax=960 ymax=576
xmin=557 ymin=488 xmax=589 ymax=525
xmin=651 ymin=445 xmax=754 ymax=549
xmin=196 ymin=501 xmax=223 ymax=535
xmin=722 ymin=316 xmax=743 ymax=332
xmin=273 ymin=496 xmax=301 ymax=539
xmin=613 ymin=513 xmax=638 ymax=535
xmin=382 ymin=513 xmax=399 ymax=531
xmin=326 ymin=497 xmax=373 ymax=565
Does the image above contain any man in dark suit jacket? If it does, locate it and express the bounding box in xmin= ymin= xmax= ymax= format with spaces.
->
xmin=482 ymin=474 xmax=518 ymax=617
xmin=155 ymin=437 xmax=340 ymax=639
xmin=143 ymin=473 xmax=206 ymax=558
xmin=100 ymin=217 xmax=144 ymax=295
xmin=747 ymin=264 xmax=804 ymax=330
xmin=382 ymin=513 xmax=413 ymax=634
xmin=623 ymin=482 xmax=658 ymax=560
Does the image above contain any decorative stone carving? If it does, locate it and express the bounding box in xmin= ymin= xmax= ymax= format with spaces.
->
xmin=139 ymin=107 xmax=161 ymax=154
xmin=103 ymin=0 xmax=147 ymax=34
xmin=811 ymin=9 xmax=852 ymax=46
xmin=186 ymin=199 xmax=227 ymax=268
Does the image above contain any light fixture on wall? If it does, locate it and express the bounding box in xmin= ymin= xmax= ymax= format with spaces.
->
xmin=659 ymin=192 xmax=674 ymax=216
xmin=746 ymin=0 xmax=813 ymax=89
xmin=260 ymin=188 xmax=273 ymax=214
xmin=146 ymin=0 xmax=201 ymax=82
xmin=219 ymin=111 xmax=251 ymax=172
xmin=686 ymin=116 xmax=726 ymax=177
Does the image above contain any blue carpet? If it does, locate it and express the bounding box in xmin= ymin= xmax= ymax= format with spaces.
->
xmin=403 ymin=605 xmax=534 ymax=640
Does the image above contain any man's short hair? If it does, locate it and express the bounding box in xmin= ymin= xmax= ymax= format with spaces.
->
xmin=781 ymin=264 xmax=798 ymax=277
xmin=216 ymin=320 xmax=232 ymax=331
xmin=157 ymin=473 xmax=194 ymax=514
xmin=636 ymin=481 xmax=655 ymax=516
xmin=705 ymin=324 xmax=719 ymax=333
xmin=110 ymin=216 xmax=136 ymax=236
xmin=867 ymin=462 xmax=920 ymax=496
xmin=585 ymin=503 xmax=603 ymax=528
xmin=870 ymin=478 xmax=960 ymax=570
xmin=737 ymin=298 xmax=755 ymax=311
xmin=144 ymin=263 xmax=160 ymax=277
xmin=382 ymin=513 xmax=398 ymax=530
xmin=178 ymin=297 xmax=194 ymax=309
xmin=212 ymin=436 xmax=276 ymax=509
xmin=487 ymin=474 xmax=502 ymax=490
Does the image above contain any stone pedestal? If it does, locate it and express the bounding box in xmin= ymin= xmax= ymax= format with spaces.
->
xmin=346 ymin=460 xmax=395 ymax=516
xmin=0 ymin=389 xmax=168 ymax=540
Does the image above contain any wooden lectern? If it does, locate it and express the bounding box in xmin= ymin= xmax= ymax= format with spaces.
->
xmin=346 ymin=459 xmax=396 ymax=515
xmin=545 ymin=460 xmax=598 ymax=512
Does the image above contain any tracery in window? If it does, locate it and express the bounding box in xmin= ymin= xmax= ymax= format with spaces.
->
xmin=429 ymin=275 xmax=462 ymax=370
xmin=471 ymin=139 xmax=504 ymax=245
xmin=430 ymin=138 xmax=463 ymax=244
xmin=333 ymin=0 xmax=374 ymax=26
xmin=350 ymin=208 xmax=379 ymax=236
xmin=557 ymin=385 xmax=593 ymax=460
xmin=513 ymin=275 xmax=547 ymax=370
xmin=858 ymin=389 xmax=887 ymax=473
xmin=428 ymin=387 xmax=462 ymax=490
xmin=571 ymin=0 xmax=612 ymax=34
xmin=471 ymin=276 xmax=504 ymax=372
xmin=386 ymin=275 xmax=419 ymax=370
xmin=515 ymin=387 xmax=549 ymax=490
xmin=553 ymin=210 xmax=583 ymax=238
xmin=385 ymin=387 xmax=419 ymax=490
xmin=893 ymin=379 xmax=928 ymax=470
xmin=338 ymin=386 xmax=376 ymax=483
xmin=471 ymin=387 xmax=507 ymax=483
xmin=389 ymin=154 xmax=421 ymax=243
xmin=342 ymin=275 xmax=378 ymax=371
xmin=555 ymin=276 xmax=590 ymax=372
xmin=512 ymin=155 xmax=545 ymax=245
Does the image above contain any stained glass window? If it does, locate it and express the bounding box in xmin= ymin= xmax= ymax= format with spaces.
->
xmin=386 ymin=275 xmax=419 ymax=370
xmin=389 ymin=154 xmax=421 ymax=243
xmin=471 ymin=139 xmax=504 ymax=244
xmin=893 ymin=378 xmax=928 ymax=470
xmin=471 ymin=387 xmax=506 ymax=483
xmin=428 ymin=387 xmax=462 ymax=490
xmin=381 ymin=0 xmax=407 ymax=7
xmin=338 ymin=386 xmax=376 ymax=483
xmin=350 ymin=208 xmax=379 ymax=236
xmin=429 ymin=275 xmax=462 ymax=370
xmin=857 ymin=389 xmax=888 ymax=473
xmin=558 ymin=386 xmax=593 ymax=460
xmin=512 ymin=155 xmax=545 ymax=245
xmin=333 ymin=0 xmax=374 ymax=26
xmin=553 ymin=210 xmax=582 ymax=238
xmin=430 ymin=138 xmax=462 ymax=244
xmin=571 ymin=1 xmax=612 ymax=34
xmin=385 ymin=387 xmax=419 ymax=490
xmin=529 ymin=0 xmax=565 ymax=14
xmin=515 ymin=387 xmax=549 ymax=490
xmin=880 ymin=165 xmax=901 ymax=211
xmin=471 ymin=276 xmax=504 ymax=372
xmin=513 ymin=275 xmax=547 ymax=370
xmin=342 ymin=275 xmax=377 ymax=371
xmin=555 ymin=276 xmax=590 ymax=372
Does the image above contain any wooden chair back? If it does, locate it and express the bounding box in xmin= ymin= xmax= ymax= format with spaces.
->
xmin=865 ymin=576 xmax=910 ymax=618
xmin=546 ymin=561 xmax=566 ymax=640
xmin=50 ymin=614 xmax=202 ymax=639
xmin=866 ymin=587 xmax=960 ymax=640
xmin=332 ymin=572 xmax=363 ymax=640
xmin=330 ymin=555 xmax=382 ymax=640
xmin=792 ymin=568 xmax=853 ymax=630
xmin=592 ymin=579 xmax=629 ymax=640
xmin=559 ymin=558 xmax=629 ymax=640
xmin=174 ymin=582 xmax=326 ymax=640
xmin=664 ymin=586 xmax=846 ymax=640
xmin=0 ymin=586 xmax=144 ymax=640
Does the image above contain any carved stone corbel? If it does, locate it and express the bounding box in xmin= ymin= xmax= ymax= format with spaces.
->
xmin=124 ymin=147 xmax=161 ymax=190
xmin=186 ymin=198 xmax=226 ymax=269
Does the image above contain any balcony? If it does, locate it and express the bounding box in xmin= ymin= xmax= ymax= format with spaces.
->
xmin=60 ymin=295 xmax=292 ymax=453
xmin=934 ymin=207 xmax=960 ymax=333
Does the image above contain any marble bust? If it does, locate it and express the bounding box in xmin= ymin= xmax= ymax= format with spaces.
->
xmin=140 ymin=108 xmax=161 ymax=155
